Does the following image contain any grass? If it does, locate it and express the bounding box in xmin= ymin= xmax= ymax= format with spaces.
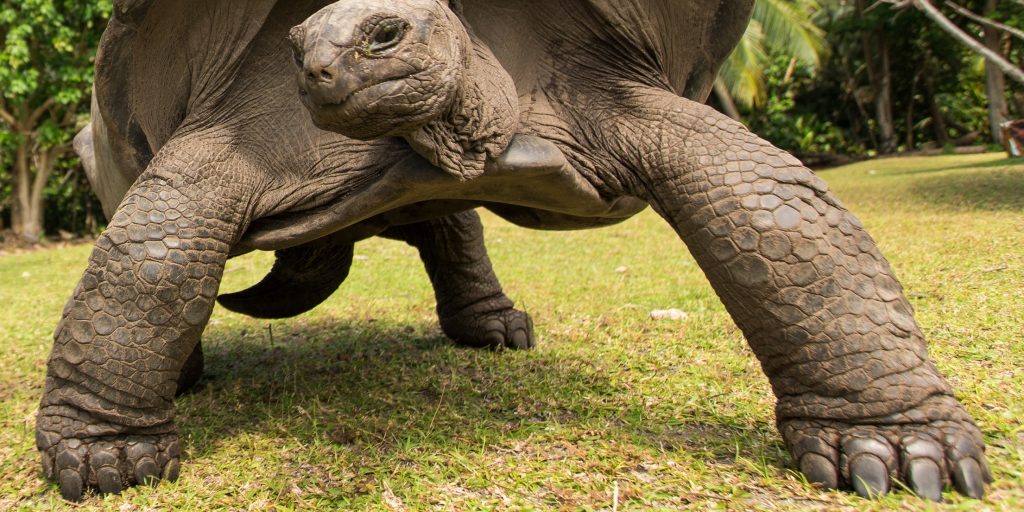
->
xmin=0 ymin=153 xmax=1022 ymax=511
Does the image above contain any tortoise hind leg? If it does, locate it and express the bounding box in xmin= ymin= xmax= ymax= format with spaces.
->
xmin=384 ymin=210 xmax=534 ymax=350
xmin=218 ymin=209 xmax=531 ymax=350
xmin=175 ymin=341 xmax=205 ymax=396
xmin=217 ymin=235 xmax=356 ymax=319
xmin=220 ymin=209 xmax=532 ymax=350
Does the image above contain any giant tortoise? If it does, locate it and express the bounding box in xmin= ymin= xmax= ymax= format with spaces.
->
xmin=39 ymin=0 xmax=990 ymax=502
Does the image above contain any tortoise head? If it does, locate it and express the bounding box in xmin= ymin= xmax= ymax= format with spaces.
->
xmin=289 ymin=0 xmax=469 ymax=140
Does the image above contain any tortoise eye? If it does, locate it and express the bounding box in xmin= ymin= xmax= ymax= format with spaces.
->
xmin=368 ymin=20 xmax=407 ymax=52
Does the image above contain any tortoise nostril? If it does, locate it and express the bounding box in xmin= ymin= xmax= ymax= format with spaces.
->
xmin=305 ymin=66 xmax=335 ymax=84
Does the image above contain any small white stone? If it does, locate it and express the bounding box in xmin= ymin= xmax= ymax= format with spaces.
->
xmin=615 ymin=266 xmax=629 ymax=273
xmin=650 ymin=309 xmax=689 ymax=321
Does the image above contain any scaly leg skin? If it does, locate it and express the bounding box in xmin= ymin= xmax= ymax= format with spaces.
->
xmin=36 ymin=147 xmax=252 ymax=501
xmin=608 ymin=87 xmax=989 ymax=500
xmin=383 ymin=210 xmax=534 ymax=350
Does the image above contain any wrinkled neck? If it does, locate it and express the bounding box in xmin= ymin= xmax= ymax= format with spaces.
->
xmin=407 ymin=36 xmax=519 ymax=180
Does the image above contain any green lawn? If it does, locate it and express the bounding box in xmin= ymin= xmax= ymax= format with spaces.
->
xmin=1 ymin=153 xmax=1022 ymax=511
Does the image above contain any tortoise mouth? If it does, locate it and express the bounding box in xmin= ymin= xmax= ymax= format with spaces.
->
xmin=301 ymin=75 xmax=408 ymax=111
xmin=299 ymin=77 xmax=414 ymax=139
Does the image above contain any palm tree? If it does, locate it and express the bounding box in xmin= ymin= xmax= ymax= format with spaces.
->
xmin=716 ymin=0 xmax=827 ymax=118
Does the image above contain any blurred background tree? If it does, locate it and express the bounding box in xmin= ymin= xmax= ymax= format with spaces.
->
xmin=714 ymin=0 xmax=1023 ymax=163
xmin=900 ymin=0 xmax=1024 ymax=143
xmin=716 ymin=0 xmax=827 ymax=118
xmin=0 ymin=0 xmax=110 ymax=244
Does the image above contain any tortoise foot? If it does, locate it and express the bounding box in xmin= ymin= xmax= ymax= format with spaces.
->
xmin=780 ymin=396 xmax=990 ymax=501
xmin=37 ymin=411 xmax=180 ymax=501
xmin=442 ymin=306 xmax=535 ymax=350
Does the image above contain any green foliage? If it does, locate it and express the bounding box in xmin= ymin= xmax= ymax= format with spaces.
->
xmin=42 ymin=155 xmax=103 ymax=236
xmin=744 ymin=53 xmax=860 ymax=155
xmin=733 ymin=0 xmax=1023 ymax=156
xmin=721 ymin=0 xmax=826 ymax=108
xmin=0 ymin=0 xmax=112 ymax=238
xmin=0 ymin=0 xmax=111 ymax=116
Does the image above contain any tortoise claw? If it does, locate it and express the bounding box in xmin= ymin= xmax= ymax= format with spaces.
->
xmin=901 ymin=435 xmax=944 ymax=502
xmin=842 ymin=436 xmax=895 ymax=499
xmin=906 ymin=459 xmax=943 ymax=502
xmin=799 ymin=452 xmax=838 ymax=490
xmin=163 ymin=457 xmax=181 ymax=482
xmin=96 ymin=466 xmax=124 ymax=495
xmin=782 ymin=414 xmax=988 ymax=501
xmin=981 ymin=456 xmax=994 ymax=484
xmin=127 ymin=440 xmax=162 ymax=487
xmin=952 ymin=457 xmax=985 ymax=499
xmin=54 ymin=439 xmax=87 ymax=501
xmin=947 ymin=433 xmax=987 ymax=499
xmin=91 ymin=443 xmax=123 ymax=495
xmin=443 ymin=308 xmax=535 ymax=350
xmin=58 ymin=469 xmax=84 ymax=502
xmin=849 ymin=454 xmax=890 ymax=499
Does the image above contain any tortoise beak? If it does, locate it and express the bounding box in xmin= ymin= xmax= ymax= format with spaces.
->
xmin=289 ymin=18 xmax=368 ymax=107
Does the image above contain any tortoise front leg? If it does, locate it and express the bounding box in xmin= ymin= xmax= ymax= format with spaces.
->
xmin=383 ymin=210 xmax=534 ymax=350
xmin=36 ymin=145 xmax=257 ymax=501
xmin=599 ymin=87 xmax=989 ymax=500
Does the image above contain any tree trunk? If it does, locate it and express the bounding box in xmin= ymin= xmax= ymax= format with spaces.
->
xmin=11 ymin=138 xmax=60 ymax=244
xmin=875 ymin=34 xmax=897 ymax=154
xmin=22 ymin=201 xmax=44 ymax=244
xmin=10 ymin=199 xmax=21 ymax=236
xmin=856 ymin=0 xmax=897 ymax=154
xmin=85 ymin=205 xmax=97 ymax=235
xmin=983 ymin=0 xmax=1009 ymax=144
xmin=906 ymin=71 xmax=922 ymax=149
xmin=912 ymin=0 xmax=1024 ymax=84
xmin=12 ymin=141 xmax=33 ymax=242
xmin=0 ymin=184 xmax=8 ymax=232
xmin=924 ymin=71 xmax=950 ymax=146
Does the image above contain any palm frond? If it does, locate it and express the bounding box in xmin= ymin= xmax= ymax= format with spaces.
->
xmin=719 ymin=0 xmax=827 ymax=108
xmin=721 ymin=21 xmax=768 ymax=107
xmin=753 ymin=0 xmax=827 ymax=66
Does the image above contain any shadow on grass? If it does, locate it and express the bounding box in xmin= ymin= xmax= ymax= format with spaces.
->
xmin=880 ymin=157 xmax=1021 ymax=177
xmin=176 ymin=318 xmax=782 ymax=473
xmin=909 ymin=167 xmax=1024 ymax=212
